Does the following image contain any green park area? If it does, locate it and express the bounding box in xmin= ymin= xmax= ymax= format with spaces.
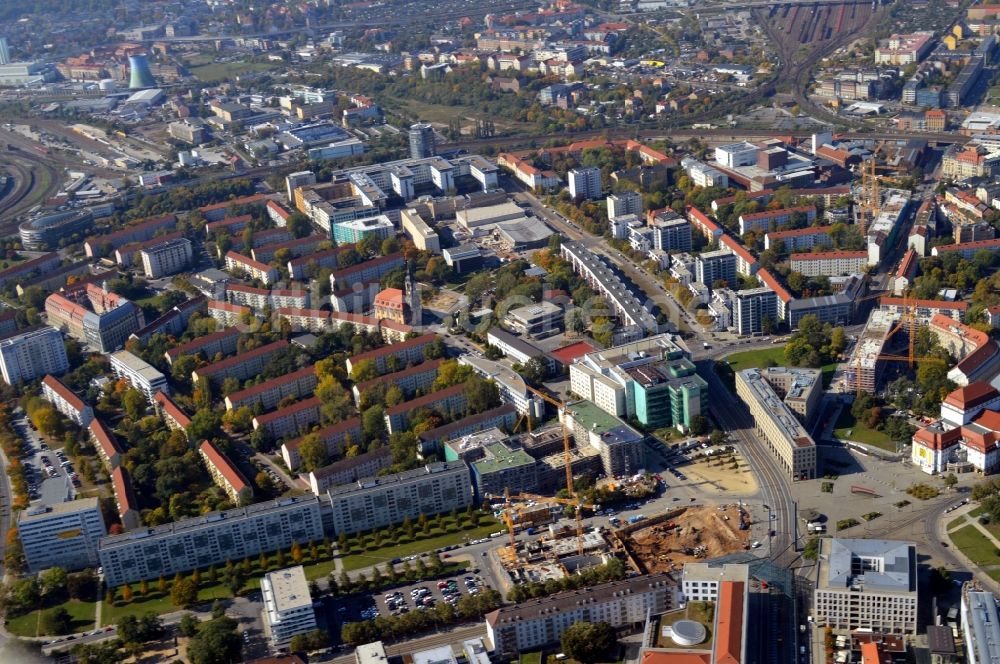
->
xmin=950 ymin=524 xmax=1000 ymax=567
xmin=6 ymin=600 xmax=97 ymax=637
xmin=189 ymin=61 xmax=279 ymax=83
xmin=832 ymin=408 xmax=897 ymax=451
xmin=340 ymin=515 xmax=501 ymax=571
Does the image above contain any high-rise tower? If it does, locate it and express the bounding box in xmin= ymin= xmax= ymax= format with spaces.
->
xmin=408 ymin=123 xmax=435 ymax=160
xmin=0 ymin=38 xmax=10 ymax=66
xmin=404 ymin=265 xmax=421 ymax=327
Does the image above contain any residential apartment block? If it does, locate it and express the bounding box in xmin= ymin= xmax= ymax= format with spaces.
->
xmin=0 ymin=326 xmax=69 ymax=386
xmin=109 ymin=350 xmax=169 ymax=402
xmin=790 ymin=251 xmax=870 ymax=277
xmin=90 ymin=419 xmax=124 ymax=470
xmin=225 ymin=365 xmax=318 ymax=412
xmin=18 ymin=499 xmax=107 ymax=572
xmin=140 ymin=238 xmax=193 ymax=278
xmin=326 ymin=462 xmax=473 ymax=535
xmin=98 ymin=495 xmax=325 ymax=586
xmin=563 ymin=400 xmax=645 ymax=478
xmin=41 ymin=374 xmax=93 ymax=428
xmin=384 ymin=384 xmax=468 ymax=435
xmin=345 ymin=333 xmax=436 ymax=376
xmin=253 ymin=397 xmax=322 ymax=439
xmin=111 ymin=466 xmax=141 ymax=531
xmin=192 ymin=339 xmax=288 ymax=385
xmin=154 ymin=391 xmax=191 ymax=433
xmin=164 ymin=327 xmax=241 ymax=365
xmin=350 ymin=359 xmax=442 ymax=408
xmin=207 ymin=300 xmax=252 ymax=327
xmin=304 ymin=447 xmax=394 ymax=496
xmin=734 ymin=288 xmax=778 ymax=336
xmin=199 ymin=440 xmax=253 ymax=505
xmin=486 ymin=574 xmax=674 ymax=659
xmin=224 ymin=251 xmax=279 ymax=286
xmin=83 ymin=214 xmax=177 ymax=257
xmin=329 ymin=252 xmax=404 ymax=292
xmin=696 ymin=250 xmax=737 ymax=288
xmin=738 ymin=205 xmax=817 ymax=235
xmin=765 ymin=225 xmax=834 ymax=252
xmin=281 ymin=418 xmax=363 ymax=471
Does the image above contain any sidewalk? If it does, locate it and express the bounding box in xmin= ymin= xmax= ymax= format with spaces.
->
xmin=939 ymin=504 xmax=1000 ymax=594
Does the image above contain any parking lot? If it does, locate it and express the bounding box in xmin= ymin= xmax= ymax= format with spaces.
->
xmin=14 ymin=414 xmax=78 ymax=505
xmin=372 ymin=572 xmax=487 ymax=618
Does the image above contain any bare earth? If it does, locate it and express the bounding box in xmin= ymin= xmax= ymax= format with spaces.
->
xmin=627 ymin=504 xmax=753 ymax=573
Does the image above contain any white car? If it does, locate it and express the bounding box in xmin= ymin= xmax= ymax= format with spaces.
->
xmin=751 ymin=541 xmax=761 ymax=549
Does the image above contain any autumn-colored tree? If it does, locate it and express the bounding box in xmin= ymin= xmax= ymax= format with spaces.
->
xmin=158 ymin=575 xmax=167 ymax=594
xmin=139 ymin=579 xmax=149 ymax=597
xmin=122 ymin=583 xmax=133 ymax=603
xmin=291 ymin=542 xmax=303 ymax=564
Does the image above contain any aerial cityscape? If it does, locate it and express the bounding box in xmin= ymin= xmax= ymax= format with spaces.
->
xmin=2 ymin=0 xmax=1000 ymax=663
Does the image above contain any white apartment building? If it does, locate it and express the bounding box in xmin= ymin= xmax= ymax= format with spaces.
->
xmin=140 ymin=237 xmax=193 ymax=278
xmin=696 ymin=250 xmax=737 ymax=288
xmin=252 ymin=397 xmax=321 ymax=439
xmin=41 ymin=374 xmax=93 ymax=428
xmin=262 ymin=566 xmax=317 ymax=648
xmin=486 ymin=574 xmax=674 ymax=659
xmin=98 ymin=495 xmax=325 ymax=586
xmin=400 ymin=208 xmax=442 ymax=253
xmin=681 ymin=562 xmax=750 ymax=602
xmin=224 ymin=251 xmax=279 ymax=286
xmin=109 ymin=350 xmax=169 ymax=403
xmin=734 ymin=288 xmax=778 ymax=336
xmin=607 ymin=191 xmax=642 ymax=220
xmin=682 ymin=157 xmax=729 ymax=189
xmin=225 ymin=365 xmax=318 ymax=412
xmin=208 ymin=300 xmax=252 ymax=327
xmin=735 ymin=367 xmax=817 ymax=480
xmin=0 ymin=326 xmax=69 ymax=386
xmin=813 ymin=538 xmax=918 ymax=635
xmin=327 ymin=462 xmax=473 ymax=535
xmin=226 ymin=285 xmax=311 ymax=311
xmin=568 ymin=167 xmax=602 ymax=200
xmin=790 ymin=251 xmax=870 ymax=277
xmin=18 ymin=499 xmax=107 ymax=572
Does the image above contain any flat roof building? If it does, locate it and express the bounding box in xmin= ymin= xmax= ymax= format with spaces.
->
xmin=0 ymin=326 xmax=69 ymax=386
xmin=262 ymin=566 xmax=316 ymax=648
xmin=962 ymin=586 xmax=1000 ymax=664
xmin=18 ymin=498 xmax=107 ymax=573
xmin=109 ymin=350 xmax=168 ymax=403
xmin=735 ymin=368 xmax=817 ymax=480
xmin=326 ymin=462 xmax=472 ymax=535
xmin=813 ymin=538 xmax=918 ymax=634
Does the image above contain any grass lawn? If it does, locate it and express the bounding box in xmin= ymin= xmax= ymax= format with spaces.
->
xmin=972 ymin=505 xmax=986 ymax=518
xmin=988 ymin=569 xmax=1000 ymax=583
xmin=948 ymin=515 xmax=968 ymax=531
xmin=190 ymin=61 xmax=279 ymax=83
xmin=340 ymin=521 xmax=501 ymax=572
xmin=520 ymin=653 xmax=543 ymax=664
xmin=723 ymin=347 xmax=785 ymax=373
xmin=102 ymin=591 xmax=178 ymax=626
xmin=7 ymin=600 xmax=97 ymax=637
xmin=950 ymin=524 xmax=1000 ymax=567
xmin=832 ymin=409 xmax=897 ymax=451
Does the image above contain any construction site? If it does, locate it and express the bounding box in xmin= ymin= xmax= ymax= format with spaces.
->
xmin=620 ymin=505 xmax=754 ymax=574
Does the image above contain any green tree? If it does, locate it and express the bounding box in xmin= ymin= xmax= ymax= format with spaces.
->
xmin=186 ymin=615 xmax=241 ymax=664
xmin=287 ymin=212 xmax=312 ymax=239
xmin=122 ymin=388 xmax=146 ymax=421
xmin=40 ymin=606 xmax=72 ymax=635
xmin=298 ymin=433 xmax=328 ymax=472
xmin=178 ymin=613 xmax=200 ymax=637
xmin=561 ymin=621 xmax=617 ymax=664
xmin=170 ymin=578 xmax=198 ymax=608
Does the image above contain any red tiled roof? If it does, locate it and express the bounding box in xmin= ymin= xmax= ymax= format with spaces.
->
xmin=757 ymin=268 xmax=793 ymax=303
xmin=42 ymin=375 xmax=86 ymax=412
xmin=642 ymin=653 xmax=710 ymax=664
xmin=687 ymin=205 xmax=721 ymax=233
xmin=0 ymin=252 xmax=59 ymax=281
xmin=85 ymin=214 xmax=176 ymax=245
xmin=380 ymin=319 xmax=413 ymax=334
xmin=89 ymin=419 xmax=123 ymax=458
xmin=712 ymin=189 xmax=774 ymax=208
xmin=198 ymin=194 xmax=267 ymax=213
xmin=208 ymin=299 xmax=251 ymax=315
xmin=944 ymin=381 xmax=1000 ymax=409
xmin=111 ymin=466 xmax=139 ymax=515
xmin=913 ymin=425 xmax=962 ymax=450
xmin=348 ymin=333 xmax=437 ymax=365
xmin=933 ymin=237 xmax=1000 ymax=253
xmin=266 ymin=199 xmax=291 ymax=219
xmin=330 ymin=252 xmax=403 ymax=278
xmin=720 ymin=235 xmax=757 ymax=265
xmin=790 ymin=250 xmax=868 ymax=261
xmin=225 ymin=250 xmax=273 ymax=273
xmin=897 ymin=249 xmax=918 ymax=278
xmin=165 ymin=326 xmax=241 ymax=360
xmin=740 ymin=205 xmax=816 ymax=222
xmin=206 ymin=214 xmax=252 ymax=232
xmin=766 ymin=225 xmax=834 ymax=239
xmin=154 ymin=391 xmax=191 ymax=428
xmin=715 ymin=580 xmax=745 ymax=664
xmin=199 ymin=439 xmax=250 ymax=492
